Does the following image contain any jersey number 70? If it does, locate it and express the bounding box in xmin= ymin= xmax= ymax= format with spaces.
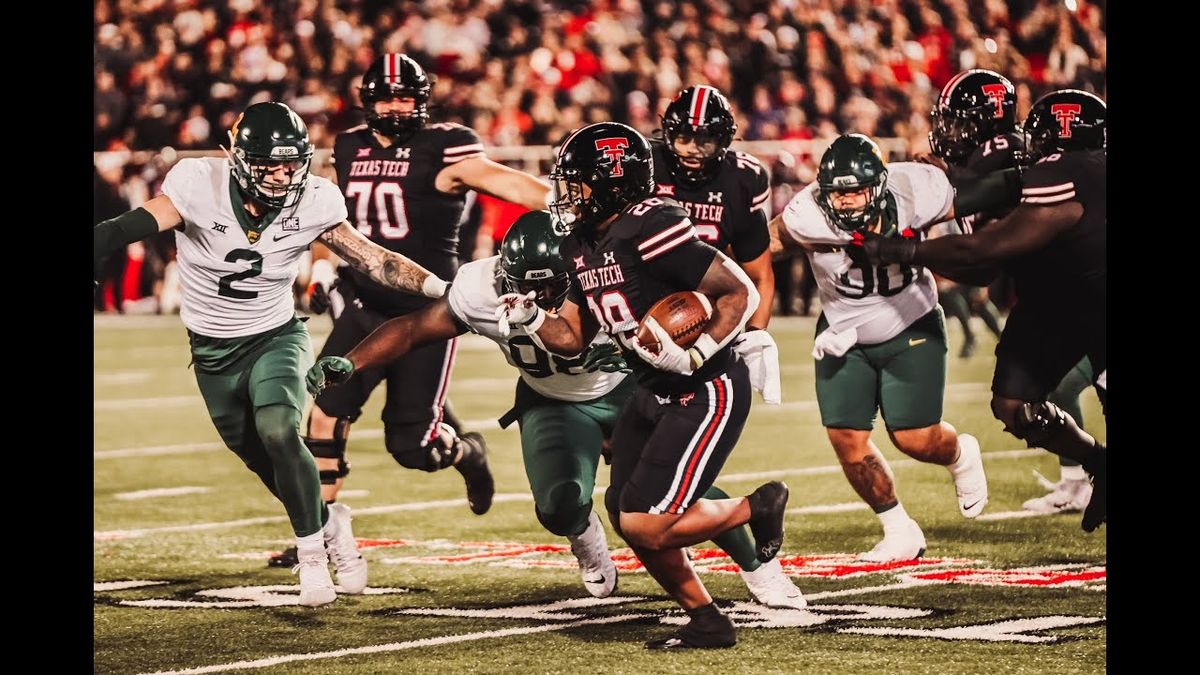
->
xmin=345 ymin=181 xmax=410 ymax=240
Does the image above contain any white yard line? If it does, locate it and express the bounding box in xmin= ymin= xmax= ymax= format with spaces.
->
xmin=138 ymin=613 xmax=644 ymax=675
xmin=114 ymin=487 xmax=212 ymax=501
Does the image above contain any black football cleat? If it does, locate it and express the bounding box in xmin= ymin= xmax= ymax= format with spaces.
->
xmin=1081 ymin=448 xmax=1106 ymax=533
xmin=455 ymin=432 xmax=495 ymax=515
xmin=645 ymin=612 xmax=737 ymax=650
xmin=747 ymin=481 xmax=789 ymax=562
xmin=267 ymin=546 xmax=298 ymax=568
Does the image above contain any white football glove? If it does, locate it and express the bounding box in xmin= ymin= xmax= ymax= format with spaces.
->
xmin=812 ymin=327 xmax=859 ymax=360
xmin=734 ymin=329 xmax=781 ymax=404
xmin=495 ymin=291 xmax=544 ymax=337
xmin=630 ymin=316 xmax=695 ymax=375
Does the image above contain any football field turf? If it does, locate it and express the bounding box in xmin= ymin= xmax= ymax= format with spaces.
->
xmin=95 ymin=313 xmax=1106 ymax=674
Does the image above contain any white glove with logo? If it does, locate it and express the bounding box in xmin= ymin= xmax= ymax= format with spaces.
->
xmin=811 ymin=327 xmax=859 ymax=360
xmin=495 ymin=291 xmax=545 ymax=337
xmin=630 ymin=317 xmax=695 ymax=375
xmin=734 ymin=330 xmax=781 ymax=404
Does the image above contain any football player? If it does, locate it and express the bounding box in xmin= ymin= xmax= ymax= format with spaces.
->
xmin=93 ymin=102 xmax=449 ymax=606
xmin=864 ymin=90 xmax=1107 ymax=532
xmin=770 ymin=133 xmax=989 ymax=563
xmin=497 ymin=123 xmax=791 ymax=649
xmin=931 ymin=70 xmax=1096 ymax=513
xmin=272 ymin=54 xmax=553 ymax=567
xmin=653 ymin=85 xmax=775 ymax=332
xmin=307 ymin=210 xmax=806 ymax=609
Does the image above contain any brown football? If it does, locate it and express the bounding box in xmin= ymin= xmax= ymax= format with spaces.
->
xmin=635 ymin=291 xmax=713 ymax=354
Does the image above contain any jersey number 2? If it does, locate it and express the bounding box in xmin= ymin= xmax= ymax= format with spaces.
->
xmin=218 ymin=249 xmax=264 ymax=299
xmin=346 ymin=181 xmax=410 ymax=240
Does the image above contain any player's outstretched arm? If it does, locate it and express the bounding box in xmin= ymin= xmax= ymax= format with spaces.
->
xmin=347 ymin=296 xmax=465 ymax=371
xmin=497 ymin=294 xmax=598 ymax=356
xmin=319 ymin=221 xmax=448 ymax=298
xmin=766 ymin=214 xmax=804 ymax=258
xmin=437 ymin=156 xmax=552 ymax=211
xmin=93 ymin=195 xmax=183 ymax=272
xmin=739 ymin=250 xmax=775 ymax=330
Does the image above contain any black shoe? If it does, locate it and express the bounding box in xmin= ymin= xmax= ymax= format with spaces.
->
xmin=958 ymin=338 xmax=977 ymax=359
xmin=1081 ymin=450 xmax=1106 ymax=533
xmin=455 ymin=432 xmax=495 ymax=515
xmin=268 ymin=546 xmax=298 ymax=568
xmin=645 ymin=613 xmax=737 ymax=650
xmin=747 ymin=481 xmax=789 ymax=563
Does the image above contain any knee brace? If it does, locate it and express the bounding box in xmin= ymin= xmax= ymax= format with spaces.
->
xmin=387 ymin=422 xmax=458 ymax=472
xmin=534 ymin=483 xmax=591 ymax=536
xmin=1010 ymin=400 xmax=1101 ymax=462
xmin=306 ymin=418 xmax=351 ymax=485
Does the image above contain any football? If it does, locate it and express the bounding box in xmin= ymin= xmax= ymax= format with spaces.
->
xmin=635 ymin=291 xmax=713 ymax=354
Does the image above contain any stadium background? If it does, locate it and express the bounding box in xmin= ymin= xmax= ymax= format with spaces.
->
xmin=93 ymin=1 xmax=1107 ymax=672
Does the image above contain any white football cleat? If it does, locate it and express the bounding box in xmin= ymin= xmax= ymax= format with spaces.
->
xmin=323 ymin=503 xmax=368 ymax=594
xmin=568 ymin=511 xmax=618 ymax=598
xmin=740 ymin=558 xmax=807 ymax=609
xmin=950 ymin=434 xmax=988 ymax=518
xmin=292 ymin=548 xmax=337 ymax=607
xmin=1022 ymin=471 xmax=1093 ymax=514
xmin=858 ymin=519 xmax=926 ymax=563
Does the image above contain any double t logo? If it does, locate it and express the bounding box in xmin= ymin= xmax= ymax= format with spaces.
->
xmin=1050 ymin=103 xmax=1082 ymax=138
xmin=595 ymin=138 xmax=629 ymax=177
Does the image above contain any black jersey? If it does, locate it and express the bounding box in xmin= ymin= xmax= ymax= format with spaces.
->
xmin=1009 ymin=149 xmax=1105 ymax=312
xmin=562 ymin=197 xmax=734 ymax=395
xmin=333 ymin=122 xmax=484 ymax=316
xmin=948 ymin=132 xmax=1025 ymax=233
xmin=650 ymin=141 xmax=771 ymax=262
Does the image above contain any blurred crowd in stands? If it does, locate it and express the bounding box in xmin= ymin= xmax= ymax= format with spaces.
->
xmin=94 ymin=0 xmax=1105 ymax=314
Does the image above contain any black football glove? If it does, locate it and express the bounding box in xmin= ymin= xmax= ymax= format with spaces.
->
xmin=861 ymin=231 xmax=918 ymax=266
xmin=581 ymin=342 xmax=631 ymax=373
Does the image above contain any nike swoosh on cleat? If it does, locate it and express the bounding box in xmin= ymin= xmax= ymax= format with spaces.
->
xmin=963 ymin=500 xmax=982 ymax=512
xmin=583 ymin=574 xmax=607 ymax=584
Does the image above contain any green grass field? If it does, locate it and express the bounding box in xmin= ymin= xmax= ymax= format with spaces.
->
xmin=94 ymin=313 xmax=1106 ymax=674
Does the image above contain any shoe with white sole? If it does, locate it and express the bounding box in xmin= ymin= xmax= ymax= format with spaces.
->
xmin=1022 ymin=471 xmax=1093 ymax=514
xmin=858 ymin=519 xmax=926 ymax=563
xmin=567 ymin=511 xmax=618 ymax=598
xmin=950 ymin=434 xmax=988 ymax=518
xmin=323 ymin=503 xmax=368 ymax=594
xmin=741 ymin=558 xmax=807 ymax=609
xmin=292 ymin=548 xmax=337 ymax=607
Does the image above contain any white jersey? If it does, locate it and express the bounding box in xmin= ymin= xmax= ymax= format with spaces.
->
xmin=447 ymin=257 xmax=626 ymax=402
xmin=781 ymin=162 xmax=954 ymax=344
xmin=160 ymin=157 xmax=348 ymax=338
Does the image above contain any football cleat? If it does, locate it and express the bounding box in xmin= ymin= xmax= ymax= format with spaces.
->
xmin=292 ymin=548 xmax=337 ymax=607
xmin=740 ymin=558 xmax=807 ymax=609
xmin=567 ymin=511 xmax=618 ymax=598
xmin=1021 ymin=471 xmax=1093 ymax=514
xmin=323 ymin=503 xmax=368 ymax=594
xmin=858 ymin=518 xmax=926 ymax=563
xmin=950 ymin=434 xmax=988 ymax=518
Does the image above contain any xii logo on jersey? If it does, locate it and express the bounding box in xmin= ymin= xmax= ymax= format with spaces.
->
xmin=356 ymin=147 xmax=371 ymax=158
xmin=574 ymin=255 xmax=587 ymax=270
xmin=981 ymin=84 xmax=1009 ymax=118
xmin=211 ymin=222 xmax=229 ymax=234
xmin=1051 ymin=103 xmax=1082 ymax=138
xmin=595 ymin=138 xmax=629 ymax=177
xmin=657 ymin=184 xmax=676 ymax=196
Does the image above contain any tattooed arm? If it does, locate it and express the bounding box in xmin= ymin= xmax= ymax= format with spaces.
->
xmin=317 ymin=221 xmax=448 ymax=298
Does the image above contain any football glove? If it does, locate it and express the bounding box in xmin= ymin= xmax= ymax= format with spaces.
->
xmin=307 ymin=356 xmax=355 ymax=396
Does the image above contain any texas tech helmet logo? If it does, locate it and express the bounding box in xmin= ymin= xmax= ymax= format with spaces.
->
xmin=1051 ymin=103 xmax=1082 ymax=138
xmin=595 ymin=138 xmax=629 ymax=177
xmin=981 ymin=84 xmax=1008 ymax=118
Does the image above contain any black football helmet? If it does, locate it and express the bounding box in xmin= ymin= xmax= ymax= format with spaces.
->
xmin=499 ymin=210 xmax=572 ymax=310
xmin=816 ymin=134 xmax=889 ymax=233
xmin=930 ymin=69 xmax=1017 ymax=164
xmin=1023 ymin=89 xmax=1106 ymax=162
xmin=227 ymin=102 xmax=313 ymax=209
xmin=359 ymin=53 xmax=432 ymax=139
xmin=548 ymin=122 xmax=655 ymax=234
xmin=660 ymin=85 xmax=738 ymax=187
